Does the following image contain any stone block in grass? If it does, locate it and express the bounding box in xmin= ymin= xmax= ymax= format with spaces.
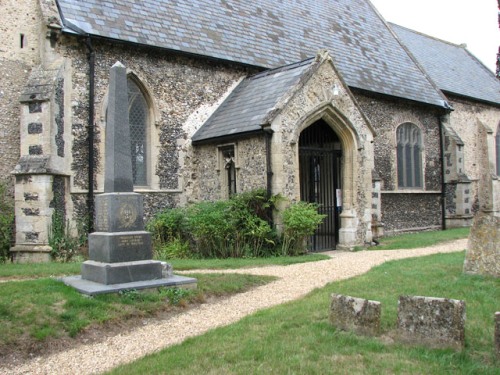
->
xmin=397 ymin=295 xmax=465 ymax=350
xmin=329 ymin=293 xmax=381 ymax=336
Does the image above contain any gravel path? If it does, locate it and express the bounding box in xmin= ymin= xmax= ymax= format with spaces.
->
xmin=2 ymin=239 xmax=467 ymax=375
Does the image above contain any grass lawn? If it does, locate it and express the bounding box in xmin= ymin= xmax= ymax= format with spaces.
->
xmin=0 ymin=273 xmax=276 ymax=356
xmin=368 ymin=227 xmax=470 ymax=250
xmin=108 ymin=251 xmax=499 ymax=375
xmin=0 ymin=227 xmax=475 ymax=370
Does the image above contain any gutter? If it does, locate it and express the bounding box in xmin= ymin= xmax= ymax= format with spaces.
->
xmin=85 ymin=36 xmax=95 ymax=233
xmin=264 ymin=127 xmax=274 ymax=225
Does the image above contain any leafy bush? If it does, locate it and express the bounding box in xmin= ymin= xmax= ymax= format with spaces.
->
xmin=281 ymin=201 xmax=326 ymax=256
xmin=154 ymin=237 xmax=191 ymax=260
xmin=147 ymin=189 xmax=279 ymax=259
xmin=147 ymin=191 xmax=325 ymax=259
xmin=0 ymin=181 xmax=14 ymax=263
xmin=146 ymin=207 xmax=187 ymax=246
xmin=185 ymin=200 xmax=235 ymax=257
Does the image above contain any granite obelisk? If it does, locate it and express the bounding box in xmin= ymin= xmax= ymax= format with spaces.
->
xmin=63 ymin=62 xmax=196 ymax=294
xmin=80 ymin=61 xmax=161 ymax=284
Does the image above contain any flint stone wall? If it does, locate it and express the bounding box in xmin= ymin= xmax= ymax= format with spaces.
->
xmin=397 ymin=295 xmax=466 ymax=350
xmin=354 ymin=93 xmax=443 ymax=234
xmin=194 ymin=136 xmax=267 ymax=202
xmin=329 ymin=293 xmax=381 ymax=336
xmin=52 ymin=36 xmax=254 ymax=223
xmin=464 ymin=211 xmax=500 ymax=278
xmin=381 ymin=193 xmax=442 ymax=234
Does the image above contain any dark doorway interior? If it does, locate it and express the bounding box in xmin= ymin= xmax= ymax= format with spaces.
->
xmin=299 ymin=120 xmax=342 ymax=251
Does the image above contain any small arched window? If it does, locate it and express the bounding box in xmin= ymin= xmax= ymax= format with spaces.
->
xmin=128 ymin=78 xmax=148 ymax=186
xmin=397 ymin=122 xmax=423 ymax=188
xmin=496 ymin=123 xmax=500 ymax=176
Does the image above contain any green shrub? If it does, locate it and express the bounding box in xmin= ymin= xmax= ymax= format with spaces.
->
xmin=154 ymin=237 xmax=191 ymax=260
xmin=185 ymin=200 xmax=234 ymax=258
xmin=146 ymin=207 xmax=187 ymax=246
xmin=0 ymin=181 xmax=14 ymax=263
xmin=146 ymin=190 xmax=279 ymax=259
xmin=281 ymin=201 xmax=326 ymax=256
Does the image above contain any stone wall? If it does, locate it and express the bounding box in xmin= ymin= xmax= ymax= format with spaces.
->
xmin=381 ymin=193 xmax=441 ymax=233
xmin=355 ymin=93 xmax=442 ymax=191
xmin=52 ymin=36 xmax=253 ymax=220
xmin=354 ymin=93 xmax=443 ymax=233
xmin=193 ymin=136 xmax=268 ymax=202
xmin=447 ymin=97 xmax=500 ymax=182
xmin=447 ymin=97 xmax=500 ymax=214
xmin=0 ymin=0 xmax=43 ymax=189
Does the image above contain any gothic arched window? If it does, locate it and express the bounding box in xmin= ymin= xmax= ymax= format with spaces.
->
xmin=128 ymin=78 xmax=148 ymax=186
xmin=397 ymin=122 xmax=423 ymax=188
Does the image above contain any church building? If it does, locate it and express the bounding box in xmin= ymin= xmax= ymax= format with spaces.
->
xmin=1 ymin=0 xmax=499 ymax=261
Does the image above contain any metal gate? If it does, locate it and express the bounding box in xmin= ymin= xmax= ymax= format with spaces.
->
xmin=299 ymin=121 xmax=342 ymax=251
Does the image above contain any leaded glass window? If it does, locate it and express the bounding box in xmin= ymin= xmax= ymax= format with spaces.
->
xmin=397 ymin=123 xmax=423 ymax=188
xmin=128 ymin=78 xmax=148 ymax=186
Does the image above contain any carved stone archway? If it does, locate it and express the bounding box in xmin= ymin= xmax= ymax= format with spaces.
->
xmin=291 ymin=102 xmax=361 ymax=249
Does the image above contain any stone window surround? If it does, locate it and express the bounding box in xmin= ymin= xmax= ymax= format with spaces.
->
xmin=395 ymin=121 xmax=425 ymax=190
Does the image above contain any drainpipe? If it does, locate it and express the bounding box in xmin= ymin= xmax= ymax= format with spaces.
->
xmin=438 ymin=114 xmax=448 ymax=230
xmin=85 ymin=36 xmax=95 ymax=233
xmin=264 ymin=127 xmax=274 ymax=225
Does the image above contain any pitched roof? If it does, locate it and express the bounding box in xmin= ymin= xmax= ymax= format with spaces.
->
xmin=56 ymin=0 xmax=448 ymax=108
xmin=391 ymin=23 xmax=500 ymax=106
xmin=192 ymin=58 xmax=314 ymax=143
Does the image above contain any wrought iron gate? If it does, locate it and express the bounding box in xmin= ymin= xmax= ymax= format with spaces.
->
xmin=299 ymin=121 xmax=342 ymax=251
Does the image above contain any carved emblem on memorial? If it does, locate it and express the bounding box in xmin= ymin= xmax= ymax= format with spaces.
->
xmin=118 ymin=200 xmax=138 ymax=229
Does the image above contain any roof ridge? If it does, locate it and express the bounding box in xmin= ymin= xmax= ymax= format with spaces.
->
xmin=388 ymin=22 xmax=467 ymax=49
xmin=249 ymin=56 xmax=315 ymax=80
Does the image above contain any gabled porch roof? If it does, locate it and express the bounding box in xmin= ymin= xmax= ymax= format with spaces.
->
xmin=192 ymin=58 xmax=314 ymax=143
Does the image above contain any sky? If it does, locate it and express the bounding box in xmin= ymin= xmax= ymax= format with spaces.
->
xmin=370 ymin=0 xmax=499 ymax=73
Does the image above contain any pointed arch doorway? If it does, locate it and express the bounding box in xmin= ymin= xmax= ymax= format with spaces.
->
xmin=299 ymin=119 xmax=342 ymax=251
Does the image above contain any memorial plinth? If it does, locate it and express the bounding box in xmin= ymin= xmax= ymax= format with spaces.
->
xmin=63 ymin=62 xmax=196 ymax=295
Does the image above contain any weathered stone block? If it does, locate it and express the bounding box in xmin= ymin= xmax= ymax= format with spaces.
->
xmin=464 ymin=211 xmax=500 ymax=278
xmin=329 ymin=293 xmax=381 ymax=336
xmin=397 ymin=296 xmax=466 ymax=350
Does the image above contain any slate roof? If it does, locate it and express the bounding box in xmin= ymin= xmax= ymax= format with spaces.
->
xmin=192 ymin=58 xmax=314 ymax=143
xmin=56 ymin=0 xmax=448 ymax=108
xmin=391 ymin=23 xmax=500 ymax=106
